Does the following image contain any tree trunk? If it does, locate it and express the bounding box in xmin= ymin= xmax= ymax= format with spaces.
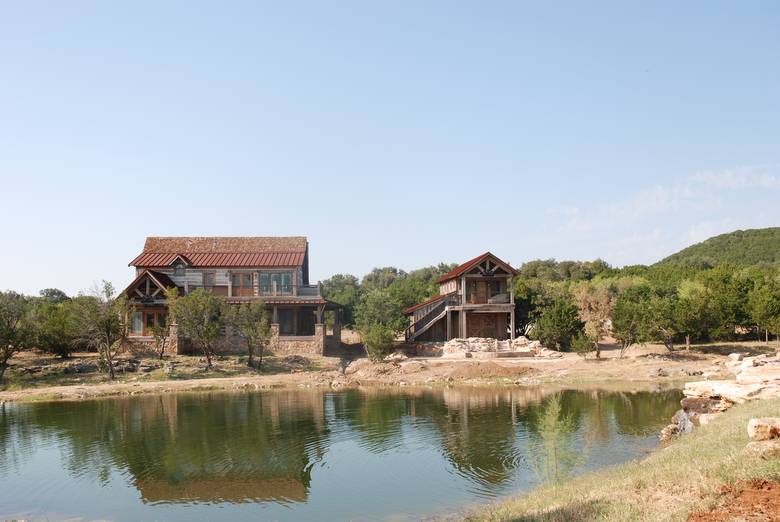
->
xmin=594 ymin=342 xmax=601 ymax=360
xmin=0 ymin=362 xmax=7 ymax=383
xmin=106 ymin=351 xmax=116 ymax=380
xmin=204 ymin=345 xmax=213 ymax=370
xmin=257 ymin=345 xmax=264 ymax=369
xmin=247 ymin=345 xmax=255 ymax=368
xmin=766 ymin=329 xmax=770 ymax=343
xmin=686 ymin=334 xmax=691 ymax=350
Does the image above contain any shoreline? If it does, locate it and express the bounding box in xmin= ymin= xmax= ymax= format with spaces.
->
xmin=0 ymin=343 xmax=734 ymax=403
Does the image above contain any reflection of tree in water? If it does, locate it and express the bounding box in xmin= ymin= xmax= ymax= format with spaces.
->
xmin=2 ymin=392 xmax=330 ymax=504
xmin=0 ymin=387 xmax=682 ymax=505
xmin=331 ymin=389 xmax=409 ymax=452
xmin=526 ymin=393 xmax=582 ymax=484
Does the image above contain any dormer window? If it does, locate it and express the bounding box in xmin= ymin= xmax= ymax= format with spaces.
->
xmin=174 ymin=261 xmax=185 ymax=277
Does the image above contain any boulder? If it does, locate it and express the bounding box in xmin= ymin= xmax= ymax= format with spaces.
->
xmin=681 ymin=396 xmax=731 ymax=414
xmin=672 ymin=409 xmax=695 ymax=434
xmin=747 ymin=418 xmax=780 ymax=441
xmin=649 ymin=368 xmax=669 ymax=378
xmin=538 ymin=348 xmax=564 ymax=358
xmin=737 ymin=363 xmax=780 ymax=385
xmin=729 ymin=353 xmax=744 ymax=361
xmin=659 ymin=424 xmax=679 ymax=442
xmin=744 ymin=440 xmax=780 ymax=459
xmin=683 ymin=381 xmax=766 ymax=404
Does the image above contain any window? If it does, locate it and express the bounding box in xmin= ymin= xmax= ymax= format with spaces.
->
xmin=278 ymin=309 xmax=294 ymax=335
xmin=260 ymin=273 xmax=271 ymax=294
xmin=157 ymin=313 xmax=167 ymax=329
xmin=174 ymin=262 xmax=185 ymax=277
xmin=261 ymin=272 xmax=292 ymax=295
xmin=131 ymin=312 xmax=143 ymax=335
xmin=232 ymin=273 xmax=254 ymax=296
xmin=489 ymin=281 xmax=503 ymax=298
xmin=203 ymin=272 xmax=216 ymax=289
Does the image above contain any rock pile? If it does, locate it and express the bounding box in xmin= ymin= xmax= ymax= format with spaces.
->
xmin=663 ymin=352 xmax=780 ymax=441
xmin=440 ymin=336 xmax=561 ymax=358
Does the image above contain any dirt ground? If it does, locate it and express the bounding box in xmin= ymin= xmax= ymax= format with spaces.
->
xmin=0 ymin=341 xmax=774 ymax=403
xmin=688 ymin=479 xmax=780 ymax=522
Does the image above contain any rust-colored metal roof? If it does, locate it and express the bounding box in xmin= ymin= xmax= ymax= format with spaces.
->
xmin=435 ymin=252 xmax=517 ymax=284
xmin=403 ymin=293 xmax=449 ymax=315
xmin=129 ymin=236 xmax=307 ymax=268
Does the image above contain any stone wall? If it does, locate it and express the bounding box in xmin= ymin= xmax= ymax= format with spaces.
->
xmin=130 ymin=321 xmax=329 ymax=357
xmin=269 ymin=323 xmax=325 ymax=355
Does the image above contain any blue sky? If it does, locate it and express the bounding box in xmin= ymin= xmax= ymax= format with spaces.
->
xmin=1 ymin=1 xmax=779 ymax=296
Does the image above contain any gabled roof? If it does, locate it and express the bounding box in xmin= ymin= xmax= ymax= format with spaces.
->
xmin=129 ymin=236 xmax=308 ymax=268
xmin=122 ymin=269 xmax=179 ymax=296
xmin=436 ymin=252 xmax=517 ymax=284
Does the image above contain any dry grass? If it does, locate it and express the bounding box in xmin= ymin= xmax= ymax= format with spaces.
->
xmin=466 ymin=398 xmax=780 ymax=522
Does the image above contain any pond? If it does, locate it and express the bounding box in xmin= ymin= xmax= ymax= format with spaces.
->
xmin=0 ymin=386 xmax=681 ymax=521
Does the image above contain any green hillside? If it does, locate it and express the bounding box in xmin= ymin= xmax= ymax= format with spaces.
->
xmin=658 ymin=227 xmax=780 ymax=267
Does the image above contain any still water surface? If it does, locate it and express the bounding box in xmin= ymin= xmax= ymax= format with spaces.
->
xmin=0 ymin=387 xmax=680 ymax=521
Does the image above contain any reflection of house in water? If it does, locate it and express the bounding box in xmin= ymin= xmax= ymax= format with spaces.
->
xmin=117 ymin=391 xmax=329 ymax=504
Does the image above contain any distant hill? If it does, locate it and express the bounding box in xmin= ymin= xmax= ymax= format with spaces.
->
xmin=657 ymin=227 xmax=780 ymax=267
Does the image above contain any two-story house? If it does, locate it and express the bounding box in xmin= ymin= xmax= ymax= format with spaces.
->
xmin=404 ymin=252 xmax=517 ymax=343
xmin=123 ymin=236 xmax=341 ymax=355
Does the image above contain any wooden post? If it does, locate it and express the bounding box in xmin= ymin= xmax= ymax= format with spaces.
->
xmin=461 ymin=310 xmax=467 ymax=339
xmin=510 ymin=279 xmax=516 ymax=340
xmin=510 ymin=310 xmax=516 ymax=341
xmin=446 ymin=310 xmax=452 ymax=340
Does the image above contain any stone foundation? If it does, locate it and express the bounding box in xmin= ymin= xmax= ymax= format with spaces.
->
xmin=127 ymin=321 xmax=335 ymax=357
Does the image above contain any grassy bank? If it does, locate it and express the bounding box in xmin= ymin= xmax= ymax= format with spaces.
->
xmin=467 ymin=398 xmax=780 ymax=522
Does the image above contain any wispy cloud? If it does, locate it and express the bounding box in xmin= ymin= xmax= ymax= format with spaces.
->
xmin=544 ymin=165 xmax=780 ymax=266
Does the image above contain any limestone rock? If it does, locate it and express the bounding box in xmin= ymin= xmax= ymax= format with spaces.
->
xmin=683 ymin=381 xmax=766 ymax=404
xmin=729 ymin=353 xmax=744 ymax=361
xmin=744 ymin=439 xmax=780 ymax=459
xmin=747 ymin=418 xmax=780 ymax=441
xmin=659 ymin=424 xmax=679 ymax=442
xmin=649 ymin=368 xmax=669 ymax=378
xmin=736 ymin=363 xmax=780 ymax=385
xmin=681 ymin=396 xmax=730 ymax=414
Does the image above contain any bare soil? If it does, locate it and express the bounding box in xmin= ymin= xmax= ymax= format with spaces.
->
xmin=688 ymin=479 xmax=780 ymax=522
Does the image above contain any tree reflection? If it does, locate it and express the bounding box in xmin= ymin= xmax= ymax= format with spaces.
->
xmin=526 ymin=393 xmax=582 ymax=484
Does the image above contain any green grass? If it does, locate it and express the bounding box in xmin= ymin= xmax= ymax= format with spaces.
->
xmin=466 ymin=398 xmax=780 ymax=522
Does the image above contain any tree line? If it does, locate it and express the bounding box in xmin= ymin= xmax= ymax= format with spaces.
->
xmin=518 ymin=259 xmax=780 ymax=356
xmin=0 ymin=285 xmax=272 ymax=383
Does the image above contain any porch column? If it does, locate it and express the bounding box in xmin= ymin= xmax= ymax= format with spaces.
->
xmin=446 ymin=310 xmax=452 ymax=340
xmin=460 ymin=310 xmax=467 ymax=339
xmin=510 ymin=282 xmax=515 ymax=340
xmin=273 ymin=305 xmax=278 ymax=323
xmin=510 ymin=310 xmax=516 ymax=340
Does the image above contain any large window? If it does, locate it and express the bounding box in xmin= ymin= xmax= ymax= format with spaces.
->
xmin=130 ymin=309 xmax=167 ymax=336
xmin=260 ymin=272 xmax=292 ymax=295
xmin=278 ymin=309 xmax=294 ymax=335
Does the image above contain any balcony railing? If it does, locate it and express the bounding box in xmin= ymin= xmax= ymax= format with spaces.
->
xmin=296 ymin=284 xmax=322 ymax=297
